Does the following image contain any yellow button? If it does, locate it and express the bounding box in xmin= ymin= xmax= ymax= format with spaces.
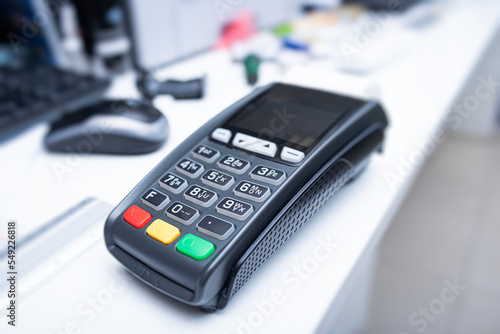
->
xmin=146 ymin=219 xmax=180 ymax=244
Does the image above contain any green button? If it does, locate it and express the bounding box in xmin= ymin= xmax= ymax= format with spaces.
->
xmin=176 ymin=234 xmax=215 ymax=260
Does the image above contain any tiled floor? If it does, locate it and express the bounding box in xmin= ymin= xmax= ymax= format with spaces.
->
xmin=356 ymin=132 xmax=500 ymax=334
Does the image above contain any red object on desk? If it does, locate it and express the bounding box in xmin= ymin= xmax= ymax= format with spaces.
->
xmin=215 ymin=10 xmax=257 ymax=49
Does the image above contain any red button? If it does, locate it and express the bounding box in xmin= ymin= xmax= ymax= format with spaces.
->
xmin=123 ymin=205 xmax=152 ymax=229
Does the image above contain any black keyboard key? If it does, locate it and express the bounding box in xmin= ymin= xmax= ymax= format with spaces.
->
xmin=0 ymin=115 xmax=13 ymax=126
xmin=0 ymin=102 xmax=15 ymax=115
xmin=0 ymin=64 xmax=110 ymax=142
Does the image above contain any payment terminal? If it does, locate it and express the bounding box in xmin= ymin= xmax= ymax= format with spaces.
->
xmin=104 ymin=83 xmax=388 ymax=311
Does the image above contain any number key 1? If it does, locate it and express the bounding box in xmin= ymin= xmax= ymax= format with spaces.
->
xmin=192 ymin=145 xmax=220 ymax=163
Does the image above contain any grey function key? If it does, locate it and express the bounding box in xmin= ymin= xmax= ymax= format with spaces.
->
xmin=141 ymin=188 xmax=169 ymax=210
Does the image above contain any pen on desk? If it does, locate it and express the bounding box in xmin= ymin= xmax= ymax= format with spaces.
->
xmin=243 ymin=54 xmax=260 ymax=85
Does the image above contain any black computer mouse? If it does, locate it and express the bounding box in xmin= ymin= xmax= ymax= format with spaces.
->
xmin=44 ymin=99 xmax=168 ymax=154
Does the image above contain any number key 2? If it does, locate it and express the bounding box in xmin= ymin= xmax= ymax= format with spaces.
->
xmin=233 ymin=181 xmax=270 ymax=202
xmin=217 ymin=155 xmax=250 ymax=174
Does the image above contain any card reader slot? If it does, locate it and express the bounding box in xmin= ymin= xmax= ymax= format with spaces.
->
xmin=109 ymin=244 xmax=196 ymax=302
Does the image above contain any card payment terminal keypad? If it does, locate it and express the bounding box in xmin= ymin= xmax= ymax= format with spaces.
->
xmin=121 ymin=139 xmax=288 ymax=261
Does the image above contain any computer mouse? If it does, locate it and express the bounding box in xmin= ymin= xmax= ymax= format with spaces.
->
xmin=44 ymin=99 xmax=168 ymax=154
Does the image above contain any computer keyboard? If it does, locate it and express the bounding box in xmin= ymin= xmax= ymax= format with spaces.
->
xmin=0 ymin=64 xmax=110 ymax=141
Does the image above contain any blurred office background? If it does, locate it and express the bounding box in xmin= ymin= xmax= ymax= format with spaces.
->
xmin=1 ymin=0 xmax=499 ymax=333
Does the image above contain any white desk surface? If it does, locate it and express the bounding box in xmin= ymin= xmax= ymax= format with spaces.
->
xmin=1 ymin=2 xmax=499 ymax=333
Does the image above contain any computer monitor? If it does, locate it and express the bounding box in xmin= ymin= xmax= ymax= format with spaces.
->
xmin=0 ymin=0 xmax=67 ymax=66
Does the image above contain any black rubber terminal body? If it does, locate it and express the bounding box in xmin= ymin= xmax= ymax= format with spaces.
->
xmin=104 ymin=83 xmax=389 ymax=311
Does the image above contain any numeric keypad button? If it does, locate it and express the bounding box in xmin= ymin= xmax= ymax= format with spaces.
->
xmin=233 ymin=181 xmax=271 ymax=202
xmin=165 ymin=201 xmax=200 ymax=225
xmin=159 ymin=173 xmax=188 ymax=194
xmin=175 ymin=158 xmax=204 ymax=178
xmin=192 ymin=145 xmax=220 ymax=163
xmin=250 ymin=166 xmax=286 ymax=185
xmin=216 ymin=197 xmax=254 ymax=221
xmin=196 ymin=215 xmax=235 ymax=240
xmin=217 ymin=155 xmax=250 ymax=174
xmin=184 ymin=185 xmax=218 ymax=207
xmin=201 ymin=169 xmax=235 ymax=191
